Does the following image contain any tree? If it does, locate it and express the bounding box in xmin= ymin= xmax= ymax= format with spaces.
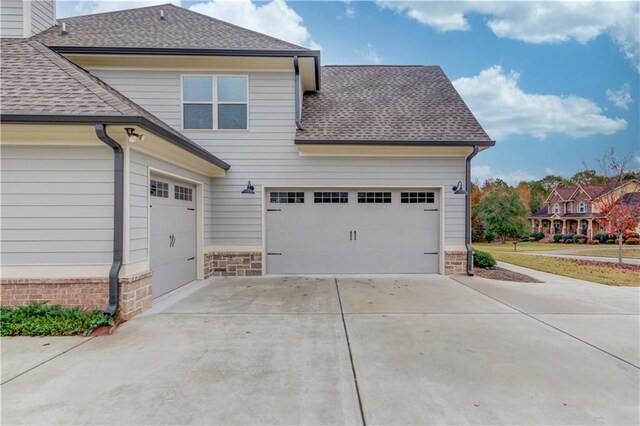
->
xmin=516 ymin=182 xmax=532 ymax=215
xmin=570 ymin=169 xmax=605 ymax=186
xmin=476 ymin=187 xmax=529 ymax=243
xmin=596 ymin=148 xmax=640 ymax=264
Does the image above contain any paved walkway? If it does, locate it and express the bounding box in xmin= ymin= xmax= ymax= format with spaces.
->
xmin=2 ymin=274 xmax=639 ymax=425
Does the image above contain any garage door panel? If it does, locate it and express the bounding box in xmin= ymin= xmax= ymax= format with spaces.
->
xmin=150 ymin=175 xmax=197 ymax=298
xmin=266 ymin=188 xmax=440 ymax=274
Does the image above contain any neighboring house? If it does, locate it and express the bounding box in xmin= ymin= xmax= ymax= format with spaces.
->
xmin=0 ymin=2 xmax=494 ymax=319
xmin=529 ymin=180 xmax=640 ymax=238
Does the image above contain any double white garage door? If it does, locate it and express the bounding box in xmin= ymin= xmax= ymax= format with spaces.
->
xmin=266 ymin=189 xmax=440 ymax=274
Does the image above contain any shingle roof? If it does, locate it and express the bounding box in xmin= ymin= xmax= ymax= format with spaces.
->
xmin=530 ymin=205 xmax=549 ymax=217
xmin=555 ymin=187 xmax=576 ymax=200
xmin=0 ymin=38 xmax=229 ymax=170
xmin=34 ymin=3 xmax=306 ymax=51
xmin=295 ymin=66 xmax=493 ymax=144
xmin=620 ymin=192 xmax=640 ymax=205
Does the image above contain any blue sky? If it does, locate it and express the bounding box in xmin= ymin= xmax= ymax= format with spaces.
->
xmin=57 ymin=0 xmax=640 ymax=184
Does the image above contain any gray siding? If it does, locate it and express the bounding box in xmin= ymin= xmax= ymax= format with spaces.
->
xmin=1 ymin=145 xmax=114 ymax=264
xmin=1 ymin=0 xmax=24 ymax=37
xmin=92 ymin=69 xmax=466 ymax=247
xmin=30 ymin=0 xmax=55 ymax=35
xmin=129 ymin=150 xmax=212 ymax=262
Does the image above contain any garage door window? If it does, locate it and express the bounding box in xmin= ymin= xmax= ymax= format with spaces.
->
xmin=150 ymin=180 xmax=169 ymax=198
xmin=175 ymin=185 xmax=193 ymax=201
xmin=314 ymin=192 xmax=348 ymax=203
xmin=270 ymin=192 xmax=304 ymax=203
xmin=401 ymin=192 xmax=435 ymax=203
xmin=357 ymin=192 xmax=391 ymax=203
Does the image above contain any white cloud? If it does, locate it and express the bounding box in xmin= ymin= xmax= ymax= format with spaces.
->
xmin=189 ymin=0 xmax=319 ymax=50
xmin=472 ymin=165 xmax=537 ymax=185
xmin=606 ymin=83 xmax=633 ymax=109
xmin=378 ymin=1 xmax=640 ymax=71
xmin=452 ymin=65 xmax=627 ymax=140
xmin=344 ymin=0 xmax=356 ymax=18
xmin=544 ymin=167 xmax=557 ymax=175
xmin=356 ymin=43 xmax=382 ymax=64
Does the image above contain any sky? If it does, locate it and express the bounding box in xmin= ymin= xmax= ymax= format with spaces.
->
xmin=56 ymin=0 xmax=640 ymax=184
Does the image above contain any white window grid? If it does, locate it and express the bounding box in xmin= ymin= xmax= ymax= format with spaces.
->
xmin=181 ymin=75 xmax=249 ymax=130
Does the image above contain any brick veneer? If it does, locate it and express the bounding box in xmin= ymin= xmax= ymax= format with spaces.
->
xmin=1 ymin=270 xmax=153 ymax=320
xmin=118 ymin=271 xmax=153 ymax=320
xmin=204 ymin=251 xmax=262 ymax=277
xmin=445 ymin=251 xmax=467 ymax=275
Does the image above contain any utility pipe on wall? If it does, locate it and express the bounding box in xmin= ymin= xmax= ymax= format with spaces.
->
xmin=465 ymin=145 xmax=480 ymax=276
xmin=95 ymin=124 xmax=124 ymax=315
xmin=293 ymin=55 xmax=304 ymax=131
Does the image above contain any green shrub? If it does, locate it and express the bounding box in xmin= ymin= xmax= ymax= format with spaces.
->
xmin=573 ymin=235 xmax=588 ymax=244
xmin=564 ymin=239 xmax=574 ymax=244
xmin=553 ymin=233 xmax=563 ymax=242
xmin=534 ymin=232 xmax=545 ymax=241
xmin=520 ymin=235 xmax=530 ymax=242
xmin=483 ymin=230 xmax=497 ymax=243
xmin=473 ymin=250 xmax=496 ymax=269
xmin=606 ymin=239 xmax=616 ymax=244
xmin=0 ymin=302 xmax=113 ymax=336
xmin=624 ymin=237 xmax=640 ymax=245
xmin=528 ymin=237 xmax=536 ymax=241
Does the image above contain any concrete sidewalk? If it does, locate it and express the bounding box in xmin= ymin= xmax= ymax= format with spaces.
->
xmin=2 ymin=274 xmax=639 ymax=425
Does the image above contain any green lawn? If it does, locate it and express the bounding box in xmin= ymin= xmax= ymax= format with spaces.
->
xmin=473 ymin=242 xmax=582 ymax=253
xmin=562 ymin=248 xmax=640 ymax=259
xmin=488 ymin=252 xmax=639 ymax=286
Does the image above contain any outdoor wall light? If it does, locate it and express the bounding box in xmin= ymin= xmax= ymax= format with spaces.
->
xmin=125 ymin=128 xmax=145 ymax=144
xmin=452 ymin=181 xmax=468 ymax=195
xmin=241 ymin=180 xmax=255 ymax=194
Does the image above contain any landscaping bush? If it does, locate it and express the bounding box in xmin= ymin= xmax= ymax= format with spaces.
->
xmin=573 ymin=235 xmax=588 ymax=244
xmin=564 ymin=239 xmax=574 ymax=244
xmin=520 ymin=235 xmax=530 ymax=242
xmin=534 ymin=232 xmax=545 ymax=241
xmin=562 ymin=233 xmax=575 ymax=241
xmin=624 ymin=237 xmax=640 ymax=245
xmin=0 ymin=302 xmax=113 ymax=336
xmin=606 ymin=239 xmax=616 ymax=244
xmin=483 ymin=230 xmax=497 ymax=243
xmin=623 ymin=231 xmax=640 ymax=241
xmin=587 ymin=239 xmax=600 ymax=245
xmin=528 ymin=237 xmax=536 ymax=242
xmin=553 ymin=233 xmax=563 ymax=242
xmin=473 ymin=250 xmax=496 ymax=269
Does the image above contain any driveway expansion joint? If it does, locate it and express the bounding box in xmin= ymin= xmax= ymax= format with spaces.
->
xmin=335 ymin=277 xmax=367 ymax=426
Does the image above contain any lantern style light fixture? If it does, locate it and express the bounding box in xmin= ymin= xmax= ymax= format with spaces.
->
xmin=125 ymin=128 xmax=145 ymax=144
xmin=241 ymin=180 xmax=255 ymax=194
xmin=452 ymin=181 xmax=467 ymax=195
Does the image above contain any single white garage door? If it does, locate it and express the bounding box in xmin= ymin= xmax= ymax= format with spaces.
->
xmin=149 ymin=175 xmax=197 ymax=297
xmin=265 ymin=189 xmax=440 ymax=274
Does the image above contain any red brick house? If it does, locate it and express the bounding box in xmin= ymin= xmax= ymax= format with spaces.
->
xmin=529 ymin=180 xmax=640 ymax=239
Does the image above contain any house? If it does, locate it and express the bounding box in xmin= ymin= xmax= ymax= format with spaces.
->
xmin=529 ymin=180 xmax=640 ymax=239
xmin=0 ymin=1 xmax=494 ymax=319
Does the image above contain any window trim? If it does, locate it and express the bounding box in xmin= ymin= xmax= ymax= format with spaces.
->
xmin=357 ymin=191 xmax=392 ymax=204
xmin=552 ymin=203 xmax=560 ymax=214
xmin=578 ymin=201 xmax=587 ymax=213
xmin=174 ymin=184 xmax=194 ymax=202
xmin=150 ymin=179 xmax=169 ymax=198
xmin=181 ymin=74 xmax=249 ymax=132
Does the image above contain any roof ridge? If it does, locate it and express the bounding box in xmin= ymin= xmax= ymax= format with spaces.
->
xmin=174 ymin=4 xmax=309 ymax=51
xmin=58 ymin=2 xmax=174 ymax=20
xmin=323 ymin=65 xmax=439 ymax=68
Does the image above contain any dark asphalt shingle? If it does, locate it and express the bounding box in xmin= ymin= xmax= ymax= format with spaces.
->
xmin=296 ymin=66 xmax=493 ymax=143
xmin=34 ymin=3 xmax=307 ymax=51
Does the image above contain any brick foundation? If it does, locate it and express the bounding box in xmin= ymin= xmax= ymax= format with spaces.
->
xmin=204 ymin=251 xmax=262 ymax=277
xmin=118 ymin=271 xmax=153 ymax=320
xmin=1 ymin=270 xmax=153 ymax=320
xmin=445 ymin=251 xmax=468 ymax=275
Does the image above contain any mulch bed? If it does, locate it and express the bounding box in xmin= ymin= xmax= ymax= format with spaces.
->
xmin=475 ymin=267 xmax=543 ymax=283
xmin=86 ymin=316 xmax=125 ymax=337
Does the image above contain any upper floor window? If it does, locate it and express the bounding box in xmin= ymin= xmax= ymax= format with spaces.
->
xmin=566 ymin=202 xmax=573 ymax=213
xmin=182 ymin=75 xmax=248 ymax=130
xmin=578 ymin=202 xmax=587 ymax=213
xmin=552 ymin=203 xmax=560 ymax=214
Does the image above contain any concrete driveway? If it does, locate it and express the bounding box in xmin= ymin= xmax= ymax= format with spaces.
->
xmin=2 ymin=274 xmax=639 ymax=425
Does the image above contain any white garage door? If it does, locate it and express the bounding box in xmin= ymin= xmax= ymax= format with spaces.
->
xmin=149 ymin=175 xmax=197 ymax=297
xmin=265 ymin=189 xmax=440 ymax=274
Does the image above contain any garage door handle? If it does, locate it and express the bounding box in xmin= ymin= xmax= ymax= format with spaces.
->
xmin=354 ymin=230 xmax=357 ymax=241
xmin=350 ymin=231 xmax=352 ymax=241
xmin=169 ymin=234 xmax=175 ymax=248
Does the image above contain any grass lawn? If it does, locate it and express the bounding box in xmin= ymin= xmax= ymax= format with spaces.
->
xmin=489 ymin=252 xmax=640 ymax=287
xmin=562 ymin=248 xmax=640 ymax=259
xmin=473 ymin=242 xmax=584 ymax=253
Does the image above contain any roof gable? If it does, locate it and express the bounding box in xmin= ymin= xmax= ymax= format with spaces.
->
xmin=34 ymin=4 xmax=307 ymax=52
xmin=543 ymin=185 xmax=576 ymax=203
xmin=295 ymin=66 xmax=493 ymax=144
